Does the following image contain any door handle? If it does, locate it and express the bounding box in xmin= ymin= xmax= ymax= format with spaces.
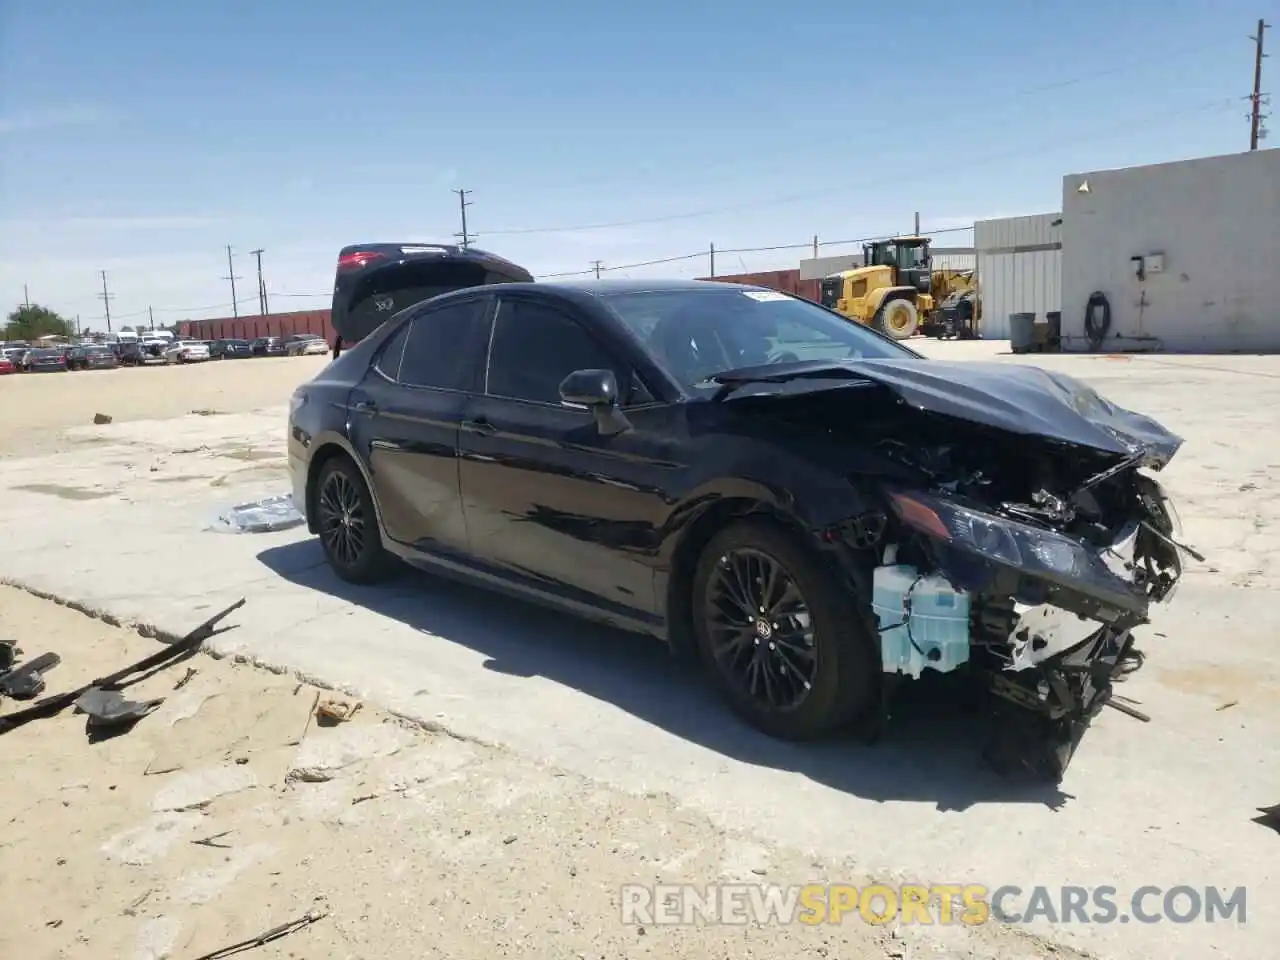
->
xmin=352 ymin=398 xmax=378 ymax=414
xmin=462 ymin=418 xmax=497 ymax=437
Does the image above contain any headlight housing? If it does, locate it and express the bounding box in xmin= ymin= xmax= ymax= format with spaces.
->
xmin=886 ymin=490 xmax=1142 ymax=607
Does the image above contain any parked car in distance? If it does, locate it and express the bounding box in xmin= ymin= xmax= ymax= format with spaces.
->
xmin=287 ymin=278 xmax=1187 ymax=782
xmin=0 ymin=355 xmax=14 ymax=375
xmin=162 ymin=340 xmax=211 ymax=364
xmin=67 ymin=344 xmax=120 ymax=371
xmin=23 ymin=347 xmax=69 ymax=372
xmin=210 ymin=338 xmax=253 ymax=359
xmin=285 ymin=334 xmax=329 ymax=356
xmin=111 ymin=341 xmax=147 ymax=366
xmin=251 ymin=336 xmax=287 ymax=357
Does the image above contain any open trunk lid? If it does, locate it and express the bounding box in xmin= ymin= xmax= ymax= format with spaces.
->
xmin=331 ymin=243 xmax=534 ymax=345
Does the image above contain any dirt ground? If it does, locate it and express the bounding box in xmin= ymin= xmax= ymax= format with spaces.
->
xmin=0 ymin=362 xmax=925 ymax=959
xmin=0 ymin=357 xmax=329 ymax=455
xmin=0 ymin=586 xmax=950 ymax=960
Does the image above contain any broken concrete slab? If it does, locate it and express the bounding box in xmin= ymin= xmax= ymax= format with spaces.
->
xmin=152 ymin=764 xmax=258 ymax=813
xmin=288 ymin=721 xmax=416 ymax=783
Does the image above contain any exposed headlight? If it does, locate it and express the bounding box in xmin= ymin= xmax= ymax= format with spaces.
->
xmin=887 ymin=490 xmax=1125 ymax=592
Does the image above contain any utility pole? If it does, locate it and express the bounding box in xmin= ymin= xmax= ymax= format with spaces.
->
xmin=591 ymin=260 xmax=604 ymax=279
xmin=250 ymin=248 xmax=269 ymax=314
xmin=914 ymin=211 xmax=921 ymax=235
xmin=23 ymin=284 xmax=30 ymax=308
xmin=148 ymin=306 xmax=155 ymax=330
xmin=223 ymin=245 xmax=242 ymax=318
xmin=1250 ymin=19 xmax=1270 ymax=150
xmin=454 ymin=189 xmax=473 ymax=249
xmin=98 ymin=270 xmax=114 ymax=332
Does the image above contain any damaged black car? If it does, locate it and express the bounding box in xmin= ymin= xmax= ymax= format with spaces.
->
xmin=288 ymin=278 xmax=1187 ymax=781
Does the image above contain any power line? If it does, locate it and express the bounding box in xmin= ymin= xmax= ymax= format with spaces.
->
xmin=98 ymin=270 xmax=115 ymax=332
xmin=1250 ymin=18 xmax=1271 ymax=149
xmin=454 ymin=189 xmax=474 ymax=249
xmin=222 ymin=245 xmax=243 ymax=319
xmin=482 ymin=93 xmax=1243 ymax=237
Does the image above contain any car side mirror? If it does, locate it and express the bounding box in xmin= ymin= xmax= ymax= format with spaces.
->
xmin=560 ymin=368 xmax=618 ymax=407
xmin=559 ymin=368 xmax=631 ymax=436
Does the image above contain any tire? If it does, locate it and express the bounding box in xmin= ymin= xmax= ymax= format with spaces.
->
xmin=313 ymin=455 xmax=394 ymax=584
xmin=691 ymin=519 xmax=879 ymax=740
xmin=875 ymin=298 xmax=919 ymax=340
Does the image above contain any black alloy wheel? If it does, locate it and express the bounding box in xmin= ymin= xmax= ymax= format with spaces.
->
xmin=692 ymin=520 xmax=878 ymax=740
xmin=703 ymin=547 xmax=818 ymax=713
xmin=314 ymin=457 xmax=392 ymax=584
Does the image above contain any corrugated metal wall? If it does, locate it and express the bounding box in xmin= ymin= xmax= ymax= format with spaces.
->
xmin=179 ymin=309 xmax=333 ymax=342
xmin=975 ymin=213 xmax=1062 ymax=339
xmin=697 ymin=269 xmax=821 ymax=303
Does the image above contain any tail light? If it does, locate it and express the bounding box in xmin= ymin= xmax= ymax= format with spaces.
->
xmin=337 ymin=251 xmax=386 ymax=271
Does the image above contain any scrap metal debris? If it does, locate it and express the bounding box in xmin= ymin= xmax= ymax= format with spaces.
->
xmin=74 ymin=687 xmax=166 ymax=731
xmin=1253 ymin=804 xmax=1280 ymax=836
xmin=187 ymin=908 xmax=327 ymax=960
xmin=0 ymin=652 xmax=61 ymax=699
xmin=0 ymin=598 xmax=246 ymax=737
xmin=208 ymin=495 xmax=304 ymax=534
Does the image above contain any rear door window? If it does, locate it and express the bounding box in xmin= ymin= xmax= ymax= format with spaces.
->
xmin=396 ymin=298 xmax=490 ymax=392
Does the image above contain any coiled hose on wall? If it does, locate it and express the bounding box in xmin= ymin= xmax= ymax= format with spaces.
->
xmin=1084 ymin=291 xmax=1112 ymax=352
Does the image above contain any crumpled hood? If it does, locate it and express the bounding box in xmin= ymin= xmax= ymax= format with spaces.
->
xmin=727 ymin=358 xmax=1184 ymax=465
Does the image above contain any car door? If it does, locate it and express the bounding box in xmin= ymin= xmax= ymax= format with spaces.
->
xmin=347 ymin=295 xmax=492 ymax=559
xmin=457 ymin=292 xmax=675 ymax=624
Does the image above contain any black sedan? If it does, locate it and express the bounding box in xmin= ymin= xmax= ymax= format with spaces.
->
xmin=211 ymin=338 xmax=254 ymax=359
xmin=251 ymin=336 xmax=287 ymax=357
xmin=67 ymin=344 xmax=119 ymax=370
xmin=23 ymin=347 xmax=69 ymax=372
xmin=286 ymin=279 xmax=1186 ymax=780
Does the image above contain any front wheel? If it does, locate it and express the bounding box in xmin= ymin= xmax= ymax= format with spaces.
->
xmin=875 ymin=298 xmax=919 ymax=340
xmin=692 ymin=520 xmax=879 ymax=740
xmin=314 ymin=456 xmax=394 ymax=584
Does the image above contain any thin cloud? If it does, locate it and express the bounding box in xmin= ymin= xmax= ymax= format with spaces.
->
xmin=0 ymin=105 xmax=121 ymax=135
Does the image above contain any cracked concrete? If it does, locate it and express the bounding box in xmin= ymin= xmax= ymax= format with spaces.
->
xmin=0 ymin=343 xmax=1276 ymax=960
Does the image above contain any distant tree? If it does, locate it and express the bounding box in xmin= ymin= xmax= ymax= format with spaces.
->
xmin=121 ymin=325 xmax=135 ymax=332
xmin=5 ymin=303 xmax=74 ymax=340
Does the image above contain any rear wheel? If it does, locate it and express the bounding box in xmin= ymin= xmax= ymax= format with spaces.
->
xmin=875 ymin=298 xmax=919 ymax=340
xmin=692 ymin=520 xmax=878 ymax=739
xmin=314 ymin=456 xmax=393 ymax=584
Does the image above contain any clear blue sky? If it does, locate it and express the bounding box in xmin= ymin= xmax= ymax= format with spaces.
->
xmin=0 ymin=0 xmax=1265 ymax=329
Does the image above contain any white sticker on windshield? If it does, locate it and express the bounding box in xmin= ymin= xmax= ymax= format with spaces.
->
xmin=742 ymin=290 xmax=790 ymax=302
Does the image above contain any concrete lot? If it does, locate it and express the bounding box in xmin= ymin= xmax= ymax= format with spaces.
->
xmin=1 ymin=345 xmax=1276 ymax=960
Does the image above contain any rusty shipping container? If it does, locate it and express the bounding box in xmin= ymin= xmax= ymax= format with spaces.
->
xmin=179 ymin=309 xmax=334 ymax=343
xmin=697 ymin=269 xmax=819 ymax=304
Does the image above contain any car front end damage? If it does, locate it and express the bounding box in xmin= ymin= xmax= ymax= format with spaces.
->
xmin=874 ymin=466 xmax=1186 ymax=780
xmin=718 ymin=358 xmax=1197 ymax=781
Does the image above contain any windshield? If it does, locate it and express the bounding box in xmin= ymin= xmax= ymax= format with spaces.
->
xmin=600 ymin=287 xmax=920 ymax=390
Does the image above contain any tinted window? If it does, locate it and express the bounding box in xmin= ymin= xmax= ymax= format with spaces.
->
xmin=398 ymin=300 xmax=486 ymax=391
xmin=375 ymin=322 xmax=409 ymax=380
xmin=599 ymin=287 xmax=919 ymax=390
xmin=488 ymin=299 xmax=633 ymax=405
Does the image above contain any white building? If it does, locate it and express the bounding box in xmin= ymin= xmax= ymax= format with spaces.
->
xmin=974 ymin=214 xmax=1063 ymax=340
xmin=1060 ymin=148 xmax=1280 ymax=352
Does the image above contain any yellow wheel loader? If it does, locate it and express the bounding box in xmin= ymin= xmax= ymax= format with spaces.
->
xmin=817 ymin=237 xmax=979 ymax=340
